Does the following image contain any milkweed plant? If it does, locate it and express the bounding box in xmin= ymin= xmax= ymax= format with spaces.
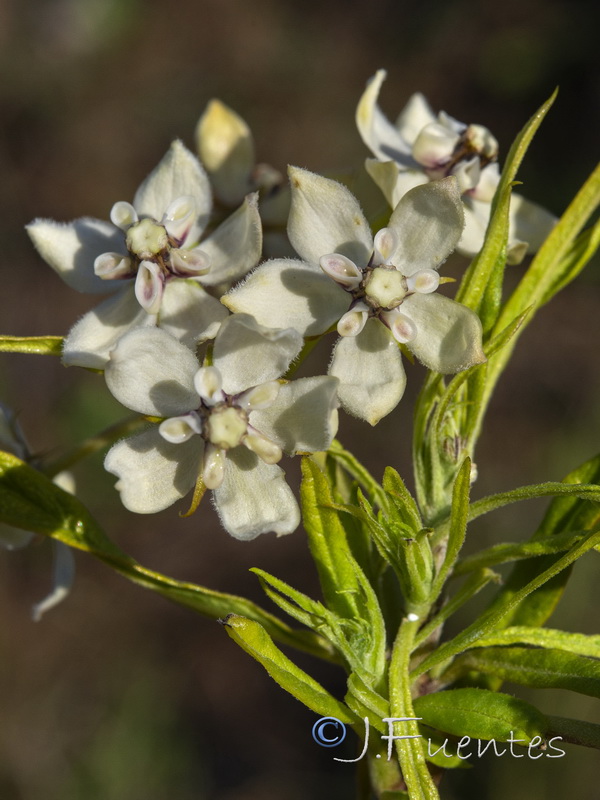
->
xmin=1 ymin=70 xmax=599 ymax=798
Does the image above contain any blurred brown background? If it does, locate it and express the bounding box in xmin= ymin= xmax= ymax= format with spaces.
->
xmin=0 ymin=0 xmax=598 ymax=798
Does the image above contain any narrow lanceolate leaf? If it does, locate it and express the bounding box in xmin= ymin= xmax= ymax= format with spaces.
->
xmin=345 ymin=671 xmax=389 ymax=734
xmin=473 ymin=161 xmax=600 ymax=444
xmin=223 ymin=614 xmax=356 ymax=723
xmin=447 ymin=648 xmax=600 ymax=700
xmin=410 ymin=527 xmax=600 ymax=679
xmin=300 ymin=457 xmax=361 ymax=618
xmin=456 ymin=90 xmax=558 ymax=313
xmin=415 ymin=569 xmax=500 ymax=648
xmin=382 ymin=467 xmax=423 ymax=532
xmin=488 ymin=454 xmax=600 ymax=630
xmin=430 ymin=458 xmax=471 ymax=599
xmin=546 ymin=716 xmax=600 ymax=750
xmin=413 ymin=688 xmax=548 ymax=744
xmin=464 ymin=627 xmax=600 ymax=659
xmin=0 ymin=450 xmax=334 ymax=660
xmin=452 ymin=530 xmax=587 ymax=576
xmin=0 ymin=335 xmax=64 ymax=356
xmin=467 ymin=481 xmax=600 ymax=523
xmin=327 ymin=439 xmax=389 ymax=510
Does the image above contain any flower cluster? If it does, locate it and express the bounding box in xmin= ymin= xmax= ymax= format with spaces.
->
xmin=23 ymin=71 xmax=553 ymax=538
xmin=357 ymin=70 xmax=556 ymax=263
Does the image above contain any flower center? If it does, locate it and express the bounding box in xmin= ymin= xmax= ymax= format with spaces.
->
xmin=205 ymin=405 xmax=249 ymax=449
xmin=364 ymin=266 xmax=407 ymax=310
xmin=126 ymin=219 xmax=169 ymax=259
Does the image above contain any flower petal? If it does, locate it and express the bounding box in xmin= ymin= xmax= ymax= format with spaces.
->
xmin=222 ymin=258 xmax=350 ymax=336
xmin=213 ymin=447 xmax=300 ymax=539
xmin=27 ymin=217 xmax=125 ymax=294
xmin=457 ymin=197 xmax=488 ymax=258
xmin=365 ymin=159 xmax=429 ymax=209
xmin=356 ymin=69 xmax=413 ymax=163
xmin=509 ymin=192 xmax=557 ymax=254
xmin=62 ymin=285 xmax=155 ymax=369
xmin=395 ymin=92 xmax=437 ymax=146
xmin=387 ymin=177 xmax=464 ymax=274
xmin=213 ymin=313 xmax=303 ymax=395
xmin=133 ymin=140 xmax=212 ymax=244
xmin=195 ymin=99 xmax=255 ymax=207
xmin=329 ymin=318 xmax=406 ymax=425
xmin=105 ymin=427 xmax=203 ymax=513
xmin=159 ymin=279 xmax=228 ymax=348
xmin=31 ymin=541 xmax=75 ymax=622
xmin=287 ymin=167 xmax=373 ymax=266
xmin=401 ymin=292 xmax=486 ymax=373
xmin=105 ymin=327 xmax=200 ymax=416
xmin=250 ymin=376 xmax=339 ymax=454
xmin=199 ymin=193 xmax=262 ymax=287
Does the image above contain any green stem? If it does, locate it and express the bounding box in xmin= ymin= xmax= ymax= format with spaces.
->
xmin=388 ymin=619 xmax=440 ymax=800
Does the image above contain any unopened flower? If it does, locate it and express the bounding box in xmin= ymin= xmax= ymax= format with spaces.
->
xmin=103 ymin=314 xmax=339 ymax=539
xmin=223 ymin=168 xmax=485 ymax=425
xmin=27 ymin=141 xmax=262 ymax=368
xmin=357 ymin=70 xmax=556 ymax=263
xmin=0 ymin=403 xmax=75 ymax=620
xmin=195 ymin=99 xmax=292 ymax=256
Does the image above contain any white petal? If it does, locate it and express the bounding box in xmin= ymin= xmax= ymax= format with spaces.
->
xmin=401 ymin=292 xmax=486 ymax=373
xmin=133 ymin=140 xmax=212 ymax=244
xmin=27 ymin=218 xmax=125 ymax=294
xmin=134 ymin=260 xmax=164 ymax=314
xmin=355 ymin=70 xmax=413 ymax=162
xmin=329 ymin=318 xmax=406 ymax=425
xmin=158 ymin=279 xmax=228 ymax=348
xmin=457 ymin=197 xmax=488 ymax=257
xmin=105 ymin=327 xmax=200 ymax=416
xmin=451 ymin=155 xmax=481 ymax=194
xmin=471 ymin=162 xmax=500 ymax=203
xmin=31 ymin=541 xmax=75 ymax=622
xmin=213 ymin=447 xmax=300 ymax=540
xmin=195 ymin=99 xmax=255 ymax=207
xmin=198 ymin=193 xmax=262 ymax=287
xmin=411 ymin=122 xmax=459 ymax=168
xmin=387 ymin=177 xmax=464 ymax=274
xmin=250 ymin=376 xmax=339 ymax=454
xmin=365 ymin=159 xmax=429 ymax=208
xmin=105 ymin=427 xmax=203 ymax=513
xmin=395 ymin=92 xmax=437 ymax=146
xmin=62 ymin=286 xmax=155 ymax=369
xmin=213 ymin=313 xmax=303 ymax=395
xmin=509 ymin=192 xmax=557 ymax=254
xmin=222 ymin=258 xmax=349 ymax=337
xmin=287 ymin=166 xmax=373 ymax=266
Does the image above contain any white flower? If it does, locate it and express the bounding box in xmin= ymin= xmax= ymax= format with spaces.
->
xmin=103 ymin=314 xmax=339 ymax=540
xmin=356 ymin=70 xmax=556 ymax=264
xmin=27 ymin=141 xmax=262 ymax=368
xmin=0 ymin=403 xmax=75 ymax=620
xmin=223 ymin=168 xmax=485 ymax=426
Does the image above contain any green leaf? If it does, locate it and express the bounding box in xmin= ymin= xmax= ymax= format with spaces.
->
xmin=465 ymin=626 xmax=600 ymax=659
xmin=0 ymin=450 xmax=334 ymax=661
xmin=448 ymin=647 xmax=600 ymax=699
xmin=345 ymin=672 xmax=389 ymax=734
xmin=300 ymin=457 xmax=361 ymax=619
xmin=467 ymin=481 xmax=600 ymax=523
xmin=410 ymin=527 xmax=600 ymax=679
xmin=382 ymin=467 xmax=423 ymax=532
xmin=223 ymin=614 xmax=356 ymax=722
xmin=0 ymin=335 xmax=64 ymax=356
xmin=452 ymin=530 xmax=587 ymax=576
xmin=413 ymin=688 xmax=548 ymax=743
xmin=545 ymin=716 xmax=600 ymax=750
xmin=430 ymin=458 xmax=472 ymax=600
xmin=488 ymin=454 xmax=600 ymax=630
xmin=456 ymin=90 xmax=558 ymax=313
xmin=327 ymin=439 xmax=388 ymax=510
xmin=415 ymin=569 xmax=501 ymax=649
